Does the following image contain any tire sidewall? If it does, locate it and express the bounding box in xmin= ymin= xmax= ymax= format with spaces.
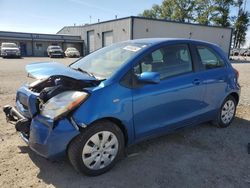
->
xmin=217 ymin=96 xmax=237 ymax=128
xmin=68 ymin=121 xmax=124 ymax=176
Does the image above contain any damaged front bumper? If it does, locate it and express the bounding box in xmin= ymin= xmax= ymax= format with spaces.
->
xmin=3 ymin=85 xmax=80 ymax=159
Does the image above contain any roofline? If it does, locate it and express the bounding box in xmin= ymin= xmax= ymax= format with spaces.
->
xmin=132 ymin=16 xmax=233 ymax=30
xmin=57 ymin=16 xmax=233 ymax=34
xmin=57 ymin=27 xmax=68 ymax=34
xmin=127 ymin=38 xmax=222 ymax=45
xmin=56 ymin=16 xmax=132 ymax=33
xmin=0 ymin=30 xmax=81 ymax=38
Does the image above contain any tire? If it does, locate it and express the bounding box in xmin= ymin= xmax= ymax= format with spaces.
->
xmin=68 ymin=120 xmax=125 ymax=176
xmin=214 ymin=95 xmax=237 ymax=128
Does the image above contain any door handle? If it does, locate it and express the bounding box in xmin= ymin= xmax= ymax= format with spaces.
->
xmin=193 ymin=79 xmax=201 ymax=85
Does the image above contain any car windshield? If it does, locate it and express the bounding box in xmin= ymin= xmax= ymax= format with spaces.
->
xmin=2 ymin=43 xmax=17 ymax=48
xmin=50 ymin=46 xmax=61 ymax=50
xmin=67 ymin=48 xmax=77 ymax=51
xmin=70 ymin=42 xmax=148 ymax=79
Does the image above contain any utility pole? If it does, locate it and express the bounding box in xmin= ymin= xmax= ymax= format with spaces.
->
xmin=89 ymin=16 xmax=92 ymax=24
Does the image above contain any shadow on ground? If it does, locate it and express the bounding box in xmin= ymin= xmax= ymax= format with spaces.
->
xmin=18 ymin=117 xmax=250 ymax=188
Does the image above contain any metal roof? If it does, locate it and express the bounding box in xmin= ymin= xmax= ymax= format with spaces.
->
xmin=0 ymin=31 xmax=83 ymax=42
xmin=57 ymin=16 xmax=232 ymax=34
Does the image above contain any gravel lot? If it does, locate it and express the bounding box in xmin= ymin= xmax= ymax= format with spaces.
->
xmin=0 ymin=57 xmax=250 ymax=188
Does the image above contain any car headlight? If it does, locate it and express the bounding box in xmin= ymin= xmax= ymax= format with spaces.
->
xmin=40 ymin=91 xmax=89 ymax=120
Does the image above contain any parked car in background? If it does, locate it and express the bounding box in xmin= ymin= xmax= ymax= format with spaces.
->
xmin=65 ymin=47 xmax=80 ymax=58
xmin=3 ymin=39 xmax=240 ymax=176
xmin=47 ymin=45 xmax=64 ymax=58
xmin=230 ymin=48 xmax=240 ymax=56
xmin=239 ymin=49 xmax=248 ymax=56
xmin=0 ymin=42 xmax=21 ymax=58
xmin=243 ymin=49 xmax=250 ymax=57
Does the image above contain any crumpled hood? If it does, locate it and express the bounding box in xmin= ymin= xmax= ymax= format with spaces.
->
xmin=26 ymin=62 xmax=96 ymax=81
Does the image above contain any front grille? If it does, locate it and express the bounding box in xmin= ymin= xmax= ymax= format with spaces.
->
xmin=6 ymin=50 xmax=17 ymax=53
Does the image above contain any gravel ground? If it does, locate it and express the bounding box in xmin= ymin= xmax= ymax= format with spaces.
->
xmin=0 ymin=57 xmax=250 ymax=188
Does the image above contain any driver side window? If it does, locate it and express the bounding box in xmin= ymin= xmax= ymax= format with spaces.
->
xmin=134 ymin=44 xmax=193 ymax=80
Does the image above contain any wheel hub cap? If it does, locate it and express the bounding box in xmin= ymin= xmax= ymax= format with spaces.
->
xmin=221 ymin=100 xmax=235 ymax=124
xmin=82 ymin=131 xmax=119 ymax=170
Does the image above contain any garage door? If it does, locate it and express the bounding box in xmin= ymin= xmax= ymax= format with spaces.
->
xmin=87 ymin=30 xmax=95 ymax=53
xmin=102 ymin=31 xmax=113 ymax=47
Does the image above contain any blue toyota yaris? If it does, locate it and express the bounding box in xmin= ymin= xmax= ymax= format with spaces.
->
xmin=3 ymin=38 xmax=240 ymax=176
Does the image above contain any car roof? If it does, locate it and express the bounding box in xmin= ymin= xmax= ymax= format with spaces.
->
xmin=129 ymin=38 xmax=217 ymax=47
xmin=1 ymin=42 xmax=17 ymax=45
xmin=48 ymin=45 xmax=61 ymax=47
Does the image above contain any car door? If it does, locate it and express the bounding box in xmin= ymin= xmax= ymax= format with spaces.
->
xmin=195 ymin=45 xmax=229 ymax=114
xmin=132 ymin=43 xmax=207 ymax=140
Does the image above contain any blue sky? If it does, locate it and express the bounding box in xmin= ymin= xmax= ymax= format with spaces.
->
xmin=0 ymin=0 xmax=249 ymax=46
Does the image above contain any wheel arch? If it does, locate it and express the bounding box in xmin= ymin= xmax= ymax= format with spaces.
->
xmin=229 ymin=92 xmax=239 ymax=105
xmin=219 ymin=92 xmax=239 ymax=109
xmin=79 ymin=117 xmax=129 ymax=147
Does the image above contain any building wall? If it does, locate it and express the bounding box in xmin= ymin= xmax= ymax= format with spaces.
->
xmin=58 ymin=18 xmax=131 ymax=55
xmin=0 ymin=39 xmax=33 ymax=56
xmin=0 ymin=31 xmax=83 ymax=56
xmin=58 ymin=17 xmax=232 ymax=56
xmin=133 ymin=18 xmax=232 ymax=55
xmin=32 ymin=41 xmax=63 ymax=56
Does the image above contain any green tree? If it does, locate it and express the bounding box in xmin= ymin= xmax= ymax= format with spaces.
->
xmin=210 ymin=0 xmax=234 ymax=27
xmin=232 ymin=0 xmax=250 ymax=48
xmin=233 ymin=10 xmax=250 ymax=48
xmin=165 ymin=0 xmax=196 ymax=22
xmin=139 ymin=4 xmax=162 ymax=19
xmin=194 ymin=0 xmax=214 ymax=25
xmin=140 ymin=0 xmax=196 ymax=22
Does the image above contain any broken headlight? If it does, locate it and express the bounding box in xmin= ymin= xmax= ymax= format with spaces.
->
xmin=40 ymin=91 xmax=88 ymax=120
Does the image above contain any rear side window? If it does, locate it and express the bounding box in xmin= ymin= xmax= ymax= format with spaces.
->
xmin=196 ymin=46 xmax=225 ymax=69
xmin=134 ymin=44 xmax=193 ymax=80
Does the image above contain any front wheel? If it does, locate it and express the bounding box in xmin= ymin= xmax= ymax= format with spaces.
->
xmin=68 ymin=120 xmax=125 ymax=176
xmin=215 ymin=95 xmax=237 ymax=128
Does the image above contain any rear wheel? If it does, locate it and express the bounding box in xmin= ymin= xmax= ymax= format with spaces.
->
xmin=215 ymin=95 xmax=237 ymax=128
xmin=68 ymin=120 xmax=124 ymax=176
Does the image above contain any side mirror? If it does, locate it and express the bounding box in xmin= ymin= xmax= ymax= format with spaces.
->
xmin=137 ymin=72 xmax=160 ymax=84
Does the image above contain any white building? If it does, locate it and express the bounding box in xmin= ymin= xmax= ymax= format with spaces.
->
xmin=57 ymin=16 xmax=233 ymax=56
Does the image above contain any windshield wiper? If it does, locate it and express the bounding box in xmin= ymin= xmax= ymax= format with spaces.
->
xmin=75 ymin=68 xmax=96 ymax=79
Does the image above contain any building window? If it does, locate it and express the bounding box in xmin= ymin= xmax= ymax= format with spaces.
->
xmin=36 ymin=43 xmax=43 ymax=50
